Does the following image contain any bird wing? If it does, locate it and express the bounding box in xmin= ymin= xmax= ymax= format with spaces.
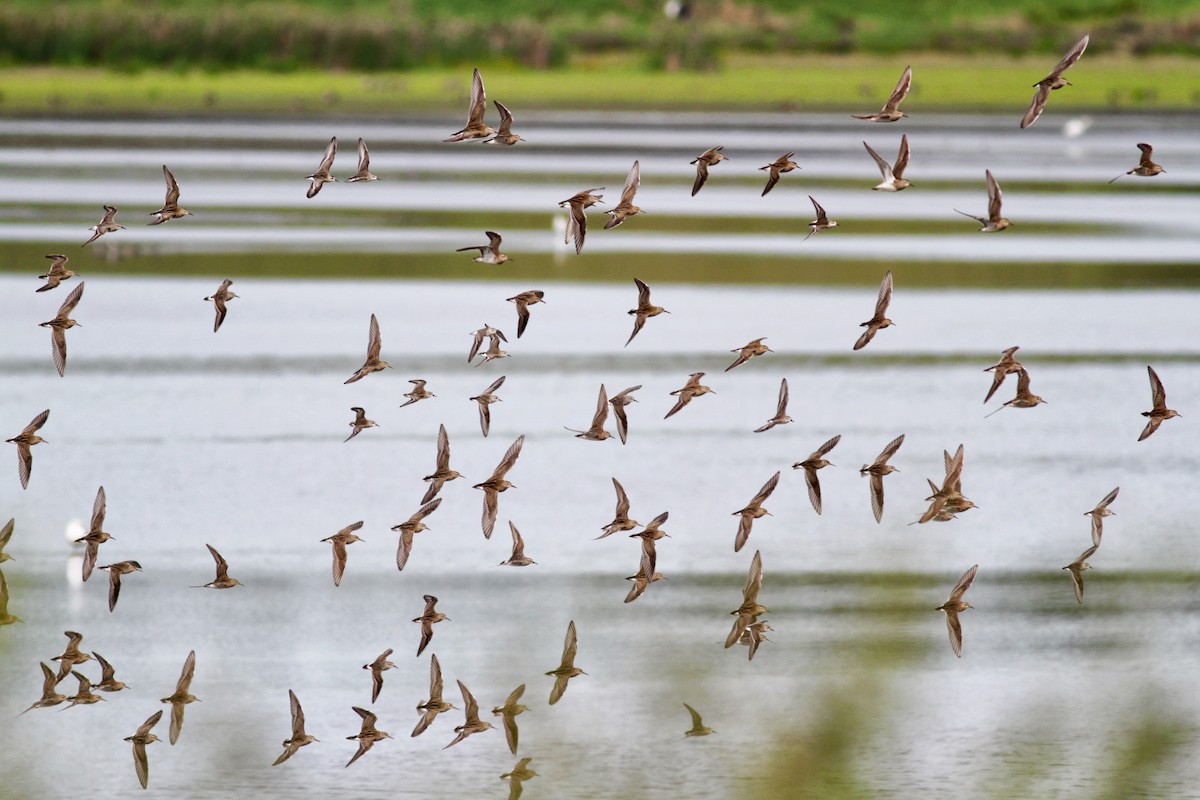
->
xmin=761 ymin=169 xmax=781 ymax=196
xmin=396 ymin=530 xmax=414 ymax=571
xmin=1048 ymin=33 xmax=1089 ymax=79
xmin=49 ymin=326 xmax=68 ymax=377
xmin=366 ymin=314 xmax=382 ymax=360
xmin=809 ymin=195 xmax=828 ymax=224
xmin=317 ymin=137 xmax=337 ymax=173
xmin=1137 ymin=142 xmax=1155 ymax=167
xmin=589 ymin=384 xmax=609 ymax=431
xmin=411 ymin=497 xmax=443 ymax=524
xmin=57 ymin=281 xmax=85 ymax=318
xmin=944 ymin=609 xmax=964 ymax=658
xmin=621 ymin=160 xmax=641 ymax=204
xmin=984 ymin=369 xmax=1008 ymax=404
xmin=1096 ymin=486 xmax=1120 ymax=511
xmin=986 ymin=170 xmax=1004 ymax=222
xmin=894 ymin=134 xmax=911 ymax=179
xmin=431 ymin=424 xmax=451 ymax=472
xmin=502 ymin=709 xmax=520 ymax=754
xmin=169 ymin=700 xmax=186 ymax=744
xmin=691 ymin=161 xmax=709 ymax=196
xmin=467 ymin=68 xmax=487 ymax=127
xmin=477 ymin=399 xmax=492 ymax=438
xmin=481 ymin=489 xmax=499 ymax=539
xmin=509 ymin=521 xmax=525 ymax=556
xmin=23 ymin=409 xmax=50 ymax=435
xmin=869 ymin=474 xmax=885 ymax=523
xmin=874 ymin=434 xmax=905 ymax=466
xmin=1020 ymin=84 xmax=1052 ymax=129
xmin=1068 ymin=566 xmax=1086 ymax=604
xmin=356 ymin=138 xmax=371 ymax=173
xmin=734 ymin=513 xmax=753 ymax=553
xmin=132 ymin=741 xmax=151 ymax=789
xmin=176 ymin=650 xmax=197 ymax=694
xmin=751 ymin=471 xmax=781 ymax=507
xmin=883 ymin=65 xmax=912 ymax=112
xmin=684 ymin=703 xmax=704 ymax=730
xmin=560 ymin=620 xmax=578 ymax=668
xmin=492 ymin=435 xmax=525 ymax=480
xmin=331 ymin=539 xmax=348 ymax=586
xmin=611 ymin=477 xmax=632 ymax=518
xmin=948 ymin=564 xmax=979 ymax=603
xmin=774 ymin=378 xmax=789 ymax=417
xmin=206 ymin=543 xmax=229 ymax=580
xmin=459 ymin=679 xmax=480 ymax=722
xmin=874 ymin=270 xmax=894 ymax=318
xmin=625 ymin=313 xmax=647 ymax=347
xmin=803 ymin=467 xmax=823 ymax=515
xmin=1015 ymin=368 xmax=1032 ymax=396
xmin=812 ymin=434 xmax=842 ymax=459
xmin=494 ymin=100 xmax=514 ymax=136
xmin=162 ymin=165 xmax=181 ymax=207
xmin=549 ymin=674 xmax=570 ymax=705
xmin=212 ymin=293 xmax=228 ymax=332
xmin=863 ymin=140 xmax=894 ymax=182
xmin=485 ymin=231 xmax=504 ymax=256
xmin=107 ymin=568 xmax=122 ymax=611
xmin=514 ymin=301 xmax=530 ymax=338
xmin=289 ymin=689 xmax=306 ymax=737
xmin=568 ymin=203 xmax=588 ymax=254
xmin=1147 ymin=365 xmax=1167 ymax=409
xmin=0 ymin=517 xmax=12 ymax=551
xmin=429 ymin=653 xmax=444 ymax=700
xmin=744 ymin=550 xmax=763 ymax=604
xmin=853 ymin=326 xmax=877 ymax=352
xmin=1138 ymin=416 xmax=1161 ymax=442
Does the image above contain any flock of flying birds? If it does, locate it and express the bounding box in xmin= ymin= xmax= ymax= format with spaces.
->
xmin=1 ymin=29 xmax=1184 ymax=793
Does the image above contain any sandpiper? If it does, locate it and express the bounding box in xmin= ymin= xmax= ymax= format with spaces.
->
xmin=74 ymin=486 xmax=112 ymax=582
xmin=7 ymin=408 xmax=49 ymax=490
xmin=37 ymin=254 xmax=76 ymax=291
xmin=501 ymin=757 xmax=539 ymax=797
xmin=864 ymin=136 xmax=911 ymax=191
xmin=566 ymin=384 xmax=611 ymax=441
xmin=726 ymin=337 xmax=772 ymax=372
xmin=191 ymin=543 xmax=242 ymax=589
xmin=853 ymin=65 xmax=911 ymax=121
xmin=860 ymin=434 xmax=905 ymax=523
xmin=273 ymin=690 xmax=318 ymax=766
xmin=665 ymin=372 xmax=714 ymax=419
xmin=470 ymin=375 xmax=507 ymax=437
xmin=507 ymin=290 xmax=545 ymax=338
xmin=0 ymin=569 xmax=17 ymax=626
xmin=955 ymin=170 xmax=1011 ymax=232
xmin=935 ymin=564 xmax=978 ymax=658
xmin=1021 ymin=34 xmax=1089 ymax=128
xmin=1085 ymin=486 xmax=1119 ymax=547
xmin=1064 ymin=545 xmax=1098 ymax=605
xmin=983 ymin=346 xmax=1024 ymax=404
xmin=754 ymin=378 xmax=792 ymax=433
xmin=125 ymin=710 xmax=163 ymax=790
xmin=1139 ymin=365 xmax=1180 ymax=441
xmin=343 ymin=314 xmax=391 ymax=384
xmin=474 ymin=435 xmax=524 ymax=539
xmin=148 ymin=165 xmax=192 ymax=224
xmin=985 ymin=369 xmax=1047 ymax=417
xmin=345 ymin=706 xmax=391 ymax=766
xmin=473 ymin=333 xmax=509 ymax=367
xmin=204 ymin=279 xmax=238 ymax=333
xmin=306 ymin=137 xmax=338 ymax=198
xmin=499 ymin=522 xmax=536 ymax=566
xmin=690 ymin=146 xmax=728 ymax=196
xmin=1109 ymin=143 xmax=1165 ymax=183
xmin=52 ymin=630 xmax=93 ymax=668
xmin=609 ymin=385 xmax=641 ymax=444
xmin=19 ymin=663 xmax=67 ymax=714
xmin=759 ymin=152 xmax=799 ymax=196
xmin=348 ymin=138 xmax=378 ymax=182
xmin=559 ymin=187 xmax=605 ymax=254
xmin=683 ymin=703 xmax=716 ymax=737
xmin=597 ymin=477 xmax=639 ymax=539
xmin=733 ymin=472 xmax=780 ymax=553
xmin=98 ymin=560 xmax=143 ymax=612
xmin=83 ymin=206 xmax=123 ymax=247
xmin=457 ymin=231 xmax=510 ymax=265
xmin=736 ymin=619 xmax=773 ymax=661
xmin=484 ymin=100 xmax=524 ymax=146
xmin=160 ymin=649 xmax=199 ymax=745
xmin=604 ymin=160 xmax=643 ymax=228
xmin=792 ymin=434 xmax=841 ymax=515
xmin=62 ymin=670 xmax=105 ymax=709
xmin=93 ymin=652 xmax=128 ymax=692
xmin=626 ymin=278 xmax=669 ymax=346
xmin=401 ymin=379 xmax=435 ymax=408
xmin=492 ymin=685 xmax=528 ymax=755
xmin=344 ymin=407 xmax=378 ymax=443
xmin=805 ymin=195 xmax=838 ymax=240
xmin=546 ymin=620 xmax=586 ymax=705
xmin=413 ymin=653 xmax=456 ymax=738
xmin=444 ymin=680 xmax=494 ymax=748
xmin=413 ymin=594 xmax=449 ymax=657
xmin=915 ymin=445 xmax=975 ymax=524
xmin=854 ymin=270 xmax=894 ymax=351
xmin=392 ymin=498 xmax=442 ymax=571
xmin=468 ymin=324 xmax=508 ymax=364
xmin=624 ymin=542 xmax=664 ymax=604
xmin=363 ymin=648 xmax=396 ymax=703
xmin=321 ymin=522 xmax=364 ymax=587
xmin=421 ymin=425 xmax=462 ymax=504
xmin=725 ymin=550 xmax=766 ymax=648
xmin=39 ymin=281 xmax=84 ymax=377
xmin=444 ymin=68 xmax=494 ymax=142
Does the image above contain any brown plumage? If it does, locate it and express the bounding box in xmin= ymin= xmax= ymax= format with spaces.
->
xmin=444 ymin=68 xmax=494 ymax=143
xmin=664 ymin=372 xmax=714 ymax=419
xmin=413 ymin=594 xmax=449 ymax=657
xmin=733 ymin=472 xmax=780 ymax=552
xmin=148 ymin=165 xmax=192 ymax=224
xmin=321 ymin=521 xmax=365 ymax=587
xmin=690 ymin=146 xmax=728 ymax=196
xmin=935 ymin=565 xmax=978 ymax=657
xmin=306 ymin=137 xmax=338 ymax=198
xmin=1021 ymin=34 xmax=1089 ymax=129
xmin=604 ymin=161 xmax=642 ymax=228
xmin=852 ymin=65 xmax=911 ymax=122
xmin=859 ymin=434 xmax=905 ymax=523
xmin=473 ymin=435 xmax=524 ymax=539
xmin=1139 ymin=365 xmax=1180 ymax=441
xmin=793 ymin=434 xmax=841 ymax=515
xmin=7 ymin=408 xmax=50 ymax=490
xmin=559 ymin=187 xmax=604 ymax=254
xmin=759 ymin=151 xmax=799 ymax=196
xmin=853 ymin=271 xmax=894 ymax=351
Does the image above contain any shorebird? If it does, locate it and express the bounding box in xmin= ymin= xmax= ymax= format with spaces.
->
xmin=499 ymin=522 xmax=536 ymax=566
xmin=344 ymin=407 xmax=378 ymax=442
xmin=457 ymin=231 xmax=510 ymax=265
xmin=854 ymin=270 xmax=895 ymax=350
xmin=83 ymin=206 xmax=123 ymax=247
xmin=1064 ymin=545 xmax=1098 ymax=605
xmin=626 ymin=278 xmax=669 ymax=346
xmin=52 ymin=630 xmax=93 ymax=668
xmin=793 ymin=435 xmax=842 ymax=515
xmin=665 ymin=372 xmax=714 ymax=419
xmin=125 ymin=710 xmax=163 ymax=790
xmin=413 ymin=653 xmax=455 ymax=738
xmin=597 ymin=477 xmax=639 ymax=539
xmin=805 ymin=195 xmax=838 ymax=240
xmin=37 ymin=254 xmax=76 ymax=291
xmin=191 ymin=543 xmax=242 ymax=589
xmin=683 ymin=703 xmax=716 ymax=737
xmin=983 ymin=346 xmax=1024 ymax=404
xmin=726 ymin=337 xmax=772 ymax=371
xmin=413 ymin=594 xmax=449 ymax=657
xmin=93 ymin=652 xmax=128 ymax=692
xmin=422 ymin=425 xmax=461 ymax=504
xmin=7 ymin=408 xmax=49 ymax=490
xmin=1021 ymin=34 xmax=1089 ymax=129
xmin=546 ymin=620 xmax=585 ymax=705
xmin=725 ymin=550 xmax=767 ymax=649
xmin=759 ymin=152 xmax=799 ymax=196
xmin=864 ymin=136 xmax=911 ymax=191
xmin=474 ymin=435 xmax=524 ymax=538
xmin=690 ymin=146 xmax=728 ymax=196
xmin=1085 ymin=487 xmax=1119 ymax=547
xmin=444 ymin=68 xmax=494 ymax=143
xmin=736 ymin=619 xmax=773 ymax=661
xmin=501 ymin=757 xmax=539 ymax=799
xmin=484 ymin=100 xmax=524 ymax=146
xmin=609 ymin=385 xmax=641 ymax=444
xmin=566 ymin=384 xmax=611 ymax=441
xmin=860 ymin=434 xmax=905 ymax=523
xmin=1139 ymin=365 xmax=1180 ymax=441
xmin=363 ymin=648 xmax=396 ymax=703
xmin=148 ymin=165 xmax=192 ymax=224
xmin=754 ymin=378 xmax=792 ymax=433
xmin=19 ymin=663 xmax=68 ymax=714
xmin=0 ymin=517 xmax=11 ymax=564
xmin=624 ymin=540 xmax=665 ymax=604
xmin=474 ymin=333 xmax=509 ymax=367
xmin=160 ymin=649 xmax=199 ymax=745
xmin=955 ymin=170 xmax=1011 ymax=232
xmin=1109 ymin=143 xmax=1165 ymax=183
xmin=401 ymin=379 xmax=435 ymax=408
xmin=343 ymin=314 xmax=390 ymax=383
xmin=444 ymin=680 xmax=494 ymax=748
xmin=74 ymin=486 xmax=112 ymax=582
xmin=322 ymin=521 xmax=365 ymax=587
xmin=915 ymin=445 xmax=975 ymax=524
xmin=306 ymin=137 xmax=337 ymax=198
xmin=559 ymin=187 xmax=604 ymax=254
xmin=39 ymin=281 xmax=84 ymax=377
xmin=935 ymin=564 xmax=978 ymax=658
xmin=604 ymin=160 xmax=643 ymax=228
xmin=98 ymin=560 xmax=143 ymax=612
xmin=733 ymin=472 xmax=780 ymax=553
xmin=853 ymin=65 xmax=911 ymax=122
xmin=507 ymin=290 xmax=545 ymax=338
xmin=347 ymin=138 xmax=378 ymax=182
xmin=0 ymin=569 xmax=17 ymax=626
xmin=62 ymin=671 xmax=105 ymax=709
xmin=391 ymin=498 xmax=442 ymax=571
xmin=986 ymin=369 xmax=1047 ymax=417
xmin=345 ymin=706 xmax=391 ymax=767
xmin=492 ymin=685 xmax=528 ymax=755
xmin=204 ymin=279 xmax=237 ymax=333
xmin=273 ymin=690 xmax=318 ymax=766
xmin=470 ymin=375 xmax=507 ymax=437
xmin=468 ymin=324 xmax=508 ymax=364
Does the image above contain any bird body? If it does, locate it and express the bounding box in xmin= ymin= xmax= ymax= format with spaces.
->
xmin=148 ymin=165 xmax=192 ymax=224
xmin=852 ymin=65 xmax=911 ymax=122
xmin=690 ymin=146 xmax=728 ymax=196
